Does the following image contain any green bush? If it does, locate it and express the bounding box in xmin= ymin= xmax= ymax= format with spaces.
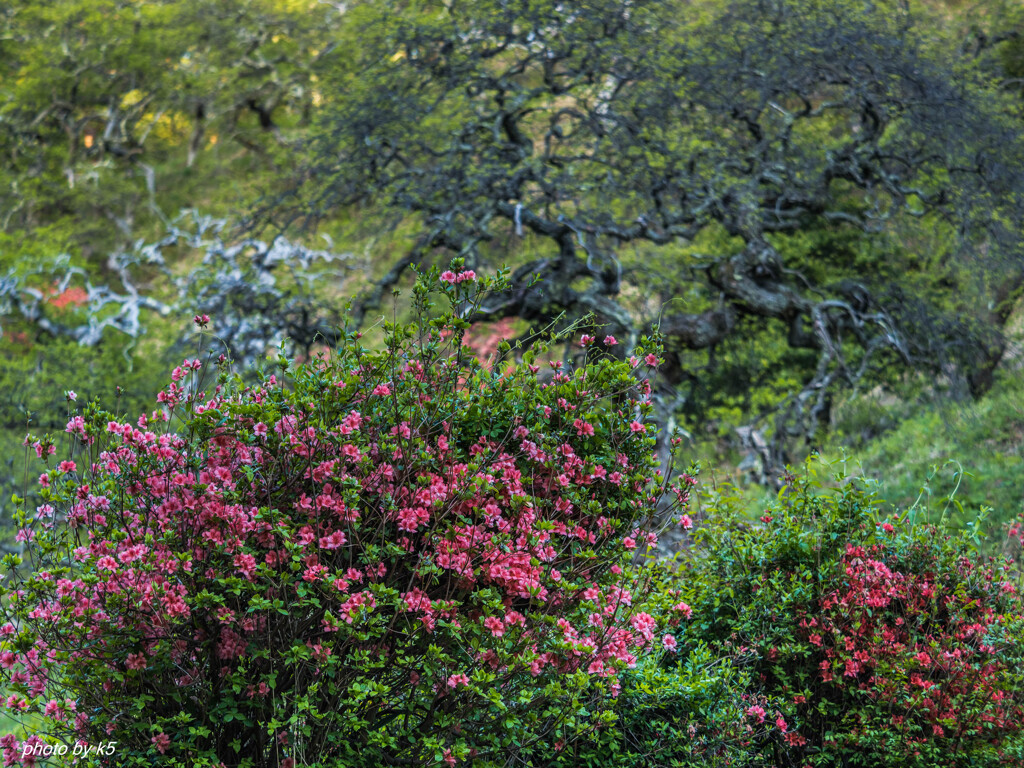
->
xmin=525 ymin=554 xmax=769 ymax=768
xmin=681 ymin=458 xmax=1024 ymax=768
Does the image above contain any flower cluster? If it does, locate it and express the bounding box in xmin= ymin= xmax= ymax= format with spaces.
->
xmin=684 ymin=460 xmax=1024 ymax=768
xmin=789 ymin=539 xmax=1024 ymax=761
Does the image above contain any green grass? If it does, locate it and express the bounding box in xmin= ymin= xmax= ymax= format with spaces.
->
xmin=820 ymin=368 xmax=1024 ymax=536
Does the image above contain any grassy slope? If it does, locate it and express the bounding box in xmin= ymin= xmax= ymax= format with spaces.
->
xmin=819 ymin=361 xmax=1024 ymax=537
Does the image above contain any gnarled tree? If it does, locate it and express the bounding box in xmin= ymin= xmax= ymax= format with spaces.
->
xmin=275 ymin=0 xmax=1024 ymax=477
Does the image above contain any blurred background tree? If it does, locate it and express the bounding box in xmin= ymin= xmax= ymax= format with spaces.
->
xmin=1 ymin=0 xmax=1023 ymax=535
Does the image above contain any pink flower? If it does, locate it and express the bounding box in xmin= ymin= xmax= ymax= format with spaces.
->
xmin=446 ymin=673 xmax=470 ymax=689
xmin=629 ymin=420 xmax=646 ymax=433
xmin=318 ymin=530 xmax=347 ymax=549
xmin=579 ymin=334 xmax=595 ymax=347
xmin=746 ymin=705 xmax=766 ymax=724
xmin=151 ymin=732 xmax=171 ymax=754
xmin=126 ymin=653 xmax=147 ymax=670
xmin=678 ymin=515 xmax=693 ymax=530
xmin=662 ymin=634 xmax=678 ymax=652
xmin=880 ymin=522 xmax=895 ymax=533
xmin=234 ymin=553 xmax=257 ymax=577
xmin=484 ymin=616 xmax=504 ymax=637
xmin=254 ymin=422 xmax=268 ymax=437
xmin=604 ymin=335 xmax=618 ymax=345
xmin=58 ymin=461 xmax=76 ymax=473
xmin=65 ymin=390 xmax=77 ymax=402
xmin=622 ymin=537 xmax=636 ymax=550
xmin=775 ymin=715 xmax=787 ymax=732
xmin=573 ymin=419 xmax=595 ymax=437
xmin=673 ymin=602 xmax=692 ymax=619
xmin=644 ymin=353 xmax=659 ymax=366
xmin=456 ymin=270 xmax=476 ymax=283
xmin=441 ymin=271 xmax=458 ymax=284
xmin=443 ymin=748 xmax=456 ymax=766
xmin=372 ymin=384 xmax=391 ymax=396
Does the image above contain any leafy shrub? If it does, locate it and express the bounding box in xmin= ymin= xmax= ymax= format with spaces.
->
xmin=682 ymin=459 xmax=1024 ymax=768
xmin=526 ymin=555 xmax=770 ymax=768
xmin=0 ymin=271 xmax=694 ymax=767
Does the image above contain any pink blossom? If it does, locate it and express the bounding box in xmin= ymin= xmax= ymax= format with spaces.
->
xmin=630 ymin=612 xmax=656 ymax=644
xmin=644 ymin=353 xmax=659 ymax=366
xmin=662 ymin=634 xmax=678 ymax=652
xmin=318 ymin=530 xmax=347 ymax=549
xmin=234 ymin=553 xmax=257 ymax=577
xmin=152 ymin=732 xmax=171 ymax=754
xmin=441 ymin=271 xmax=458 ymax=284
xmin=603 ymin=335 xmax=618 ymax=345
xmin=126 ymin=653 xmax=147 ymax=670
xmin=484 ymin=616 xmax=504 ymax=637
xmin=746 ymin=705 xmax=766 ymax=724
xmin=446 ymin=673 xmax=470 ymax=688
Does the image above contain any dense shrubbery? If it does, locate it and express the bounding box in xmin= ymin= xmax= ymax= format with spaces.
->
xmin=682 ymin=461 xmax=1024 ymax=768
xmin=0 ymin=274 xmax=698 ymax=767
xmin=1 ymin=273 xmax=1022 ymax=768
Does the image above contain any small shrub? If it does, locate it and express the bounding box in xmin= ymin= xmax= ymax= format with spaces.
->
xmin=0 ymin=271 xmax=693 ymax=767
xmin=682 ymin=459 xmax=1024 ymax=768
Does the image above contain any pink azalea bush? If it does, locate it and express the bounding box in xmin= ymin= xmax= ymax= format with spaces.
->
xmin=681 ymin=459 xmax=1024 ymax=768
xmin=0 ymin=269 xmax=694 ymax=767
